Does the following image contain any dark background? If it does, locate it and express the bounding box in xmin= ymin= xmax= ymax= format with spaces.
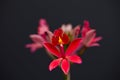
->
xmin=0 ymin=0 xmax=120 ymax=80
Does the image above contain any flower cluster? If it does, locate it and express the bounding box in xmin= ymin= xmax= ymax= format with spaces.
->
xmin=26 ymin=19 xmax=102 ymax=75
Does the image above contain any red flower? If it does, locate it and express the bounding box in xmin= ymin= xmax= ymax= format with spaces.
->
xmin=81 ymin=20 xmax=102 ymax=47
xmin=52 ymin=29 xmax=69 ymax=46
xmin=43 ymin=38 xmax=82 ymax=74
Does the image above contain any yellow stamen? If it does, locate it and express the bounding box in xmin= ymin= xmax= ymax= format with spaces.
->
xmin=59 ymin=37 xmax=63 ymax=44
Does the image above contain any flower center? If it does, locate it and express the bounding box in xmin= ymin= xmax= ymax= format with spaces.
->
xmin=59 ymin=37 xmax=63 ymax=45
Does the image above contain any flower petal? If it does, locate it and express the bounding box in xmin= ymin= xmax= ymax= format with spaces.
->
xmin=65 ymin=38 xmax=82 ymax=56
xmin=89 ymin=43 xmax=100 ymax=47
xmin=62 ymin=33 xmax=69 ymax=44
xmin=68 ymin=55 xmax=82 ymax=64
xmin=25 ymin=43 xmax=42 ymax=53
xmin=52 ymin=36 xmax=59 ymax=46
xmin=49 ymin=58 xmax=62 ymax=71
xmin=73 ymin=25 xmax=80 ymax=38
xmin=66 ymin=24 xmax=72 ymax=31
xmin=89 ymin=36 xmax=102 ymax=47
xmin=30 ymin=34 xmax=45 ymax=43
xmin=82 ymin=29 xmax=96 ymax=47
xmin=38 ymin=19 xmax=49 ymax=35
xmin=61 ymin=59 xmax=70 ymax=75
xmin=92 ymin=36 xmax=102 ymax=42
xmin=83 ymin=20 xmax=90 ymax=29
xmin=81 ymin=20 xmax=91 ymax=37
xmin=46 ymin=31 xmax=53 ymax=41
xmin=43 ymin=43 xmax=61 ymax=57
xmin=38 ymin=26 xmax=49 ymax=35
xmin=38 ymin=19 xmax=48 ymax=26
xmin=61 ymin=24 xmax=66 ymax=32
xmin=54 ymin=28 xmax=63 ymax=36
xmin=61 ymin=24 xmax=72 ymax=33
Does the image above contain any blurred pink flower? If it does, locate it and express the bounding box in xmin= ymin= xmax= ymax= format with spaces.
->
xmin=26 ymin=19 xmax=53 ymax=53
xmin=81 ymin=20 xmax=102 ymax=47
xmin=37 ymin=19 xmax=49 ymax=35
xmin=26 ymin=34 xmax=45 ymax=53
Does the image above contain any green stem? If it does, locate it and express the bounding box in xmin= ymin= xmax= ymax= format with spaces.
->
xmin=78 ymin=46 xmax=87 ymax=55
xmin=64 ymin=71 xmax=70 ymax=80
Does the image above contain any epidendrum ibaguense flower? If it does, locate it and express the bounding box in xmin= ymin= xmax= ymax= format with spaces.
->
xmin=81 ymin=20 xmax=102 ymax=47
xmin=44 ymin=29 xmax=82 ymax=74
xmin=26 ymin=18 xmax=102 ymax=80
xmin=26 ymin=19 xmax=53 ymax=53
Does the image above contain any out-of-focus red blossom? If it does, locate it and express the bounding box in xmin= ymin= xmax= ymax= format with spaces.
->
xmin=26 ymin=19 xmax=53 ymax=53
xmin=52 ymin=29 xmax=69 ymax=46
xmin=44 ymin=38 xmax=82 ymax=75
xmin=81 ymin=20 xmax=102 ymax=47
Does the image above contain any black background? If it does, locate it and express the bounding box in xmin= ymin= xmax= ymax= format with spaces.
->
xmin=0 ymin=0 xmax=120 ymax=80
